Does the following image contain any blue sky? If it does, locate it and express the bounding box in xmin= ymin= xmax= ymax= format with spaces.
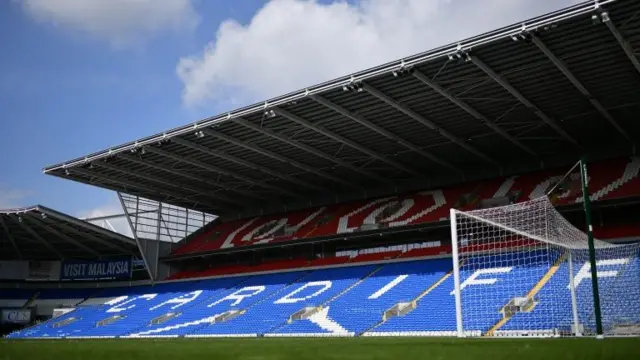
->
xmin=0 ymin=0 xmax=576 ymax=218
xmin=0 ymin=0 xmax=265 ymax=215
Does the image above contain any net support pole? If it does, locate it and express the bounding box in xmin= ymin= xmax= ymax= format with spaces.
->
xmin=579 ymin=158 xmax=604 ymax=338
xmin=568 ymin=251 xmax=582 ymax=336
xmin=450 ymin=208 xmax=464 ymax=337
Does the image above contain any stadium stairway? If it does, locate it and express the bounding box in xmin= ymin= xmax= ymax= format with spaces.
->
xmin=187 ymin=265 xmax=378 ymax=337
xmin=265 ymin=264 xmax=383 ymax=337
xmin=271 ymin=259 xmax=452 ymax=337
xmin=485 ymin=252 xmax=567 ymax=336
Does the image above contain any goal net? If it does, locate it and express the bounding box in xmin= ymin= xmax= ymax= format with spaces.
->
xmin=450 ymin=197 xmax=640 ymax=337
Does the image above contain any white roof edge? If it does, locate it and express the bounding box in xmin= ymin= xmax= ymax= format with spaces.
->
xmin=41 ymin=0 xmax=609 ymax=173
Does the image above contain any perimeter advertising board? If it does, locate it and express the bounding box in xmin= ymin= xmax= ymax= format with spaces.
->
xmin=60 ymin=257 xmax=132 ymax=281
xmin=0 ymin=309 xmax=32 ymax=324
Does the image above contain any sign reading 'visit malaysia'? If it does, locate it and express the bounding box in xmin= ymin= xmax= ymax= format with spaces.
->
xmin=60 ymin=257 xmax=132 ymax=280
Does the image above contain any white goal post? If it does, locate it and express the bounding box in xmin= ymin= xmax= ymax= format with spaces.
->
xmin=450 ymin=197 xmax=640 ymax=338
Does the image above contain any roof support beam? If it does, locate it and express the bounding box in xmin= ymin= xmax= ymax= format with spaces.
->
xmin=360 ymin=83 xmax=501 ymax=167
xmin=310 ymin=94 xmax=462 ymax=174
xmin=93 ymin=160 xmax=244 ymax=208
xmin=6 ymin=214 xmax=64 ymax=260
xmin=603 ymin=13 xmax=640 ymax=76
xmin=117 ymin=192 xmax=155 ymax=283
xmin=469 ymin=55 xmax=582 ymax=148
xmin=273 ymin=107 xmax=424 ymax=177
xmin=23 ymin=215 xmax=101 ymax=257
xmin=117 ymin=153 xmax=264 ymax=203
xmin=69 ymin=167 xmax=225 ymax=211
xmin=52 ymin=222 xmax=133 ymax=254
xmin=39 ymin=205 xmax=138 ymax=247
xmin=0 ymin=216 xmax=22 ymax=260
xmin=144 ymin=146 xmax=292 ymax=198
xmin=411 ymin=70 xmax=539 ymax=159
xmin=201 ymin=129 xmax=359 ymax=189
xmin=530 ymin=34 xmax=629 ymax=140
xmin=170 ymin=137 xmax=325 ymax=193
xmin=234 ymin=118 xmax=389 ymax=184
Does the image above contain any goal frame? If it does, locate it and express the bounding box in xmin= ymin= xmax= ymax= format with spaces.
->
xmin=450 ymin=158 xmax=604 ymax=338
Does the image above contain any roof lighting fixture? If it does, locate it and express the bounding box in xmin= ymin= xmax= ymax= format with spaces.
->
xmin=263 ymin=109 xmax=276 ymax=118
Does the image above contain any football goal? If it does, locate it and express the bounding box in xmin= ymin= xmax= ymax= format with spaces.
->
xmin=450 ymin=161 xmax=640 ymax=338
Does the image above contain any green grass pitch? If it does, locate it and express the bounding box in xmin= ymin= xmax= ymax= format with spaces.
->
xmin=1 ymin=337 xmax=639 ymax=360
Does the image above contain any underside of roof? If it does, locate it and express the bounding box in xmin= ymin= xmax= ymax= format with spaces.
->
xmin=0 ymin=206 xmax=139 ymax=261
xmin=43 ymin=0 xmax=640 ymax=219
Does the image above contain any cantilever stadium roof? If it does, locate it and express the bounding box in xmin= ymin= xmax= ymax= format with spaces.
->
xmin=44 ymin=0 xmax=640 ymax=218
xmin=0 ymin=205 xmax=138 ymax=261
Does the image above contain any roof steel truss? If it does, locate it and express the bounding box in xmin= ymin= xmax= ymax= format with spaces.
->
xmin=310 ymin=94 xmax=463 ymax=174
xmin=69 ymin=167 xmax=224 ymax=211
xmin=143 ymin=145 xmax=291 ymax=198
xmin=410 ymin=69 xmax=539 ymax=159
xmin=528 ymin=33 xmax=629 ymax=140
xmin=0 ymin=216 xmax=22 ymax=259
xmin=469 ymin=55 xmax=583 ymax=148
xmin=23 ymin=214 xmax=101 ymax=257
xmin=116 ymin=153 xmax=249 ymax=205
xmin=602 ymin=10 xmax=640 ymax=75
xmin=6 ymin=214 xmax=64 ymax=260
xmin=234 ymin=118 xmax=390 ymax=183
xmin=360 ymin=82 xmax=501 ymax=167
xmin=170 ymin=137 xmax=325 ymax=193
xmin=273 ymin=107 xmax=424 ymax=177
xmin=93 ymin=160 xmax=245 ymax=208
xmin=200 ymin=129 xmax=359 ymax=189
xmin=52 ymin=221 xmax=133 ymax=254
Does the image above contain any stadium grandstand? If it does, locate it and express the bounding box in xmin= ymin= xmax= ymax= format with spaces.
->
xmin=2 ymin=0 xmax=640 ymax=344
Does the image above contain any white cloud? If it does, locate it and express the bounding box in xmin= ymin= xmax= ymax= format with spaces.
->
xmin=178 ymin=0 xmax=579 ymax=107
xmin=21 ymin=0 xmax=198 ymax=47
xmin=0 ymin=185 xmax=34 ymax=209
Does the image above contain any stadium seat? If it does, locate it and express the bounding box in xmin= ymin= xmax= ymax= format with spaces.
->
xmin=6 ymin=243 xmax=639 ymax=339
xmin=168 ymin=158 xmax=640 ymax=258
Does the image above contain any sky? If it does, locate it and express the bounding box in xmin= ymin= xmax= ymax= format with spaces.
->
xmin=0 ymin=0 xmax=581 ymax=224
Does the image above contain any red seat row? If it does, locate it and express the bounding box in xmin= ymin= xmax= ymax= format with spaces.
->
xmin=172 ymin=157 xmax=640 ymax=256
